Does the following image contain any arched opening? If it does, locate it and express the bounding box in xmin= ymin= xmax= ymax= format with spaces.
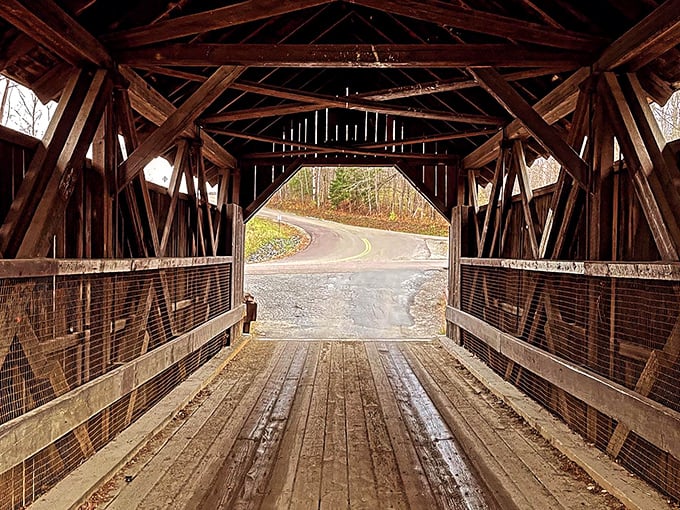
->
xmin=244 ymin=165 xmax=450 ymax=341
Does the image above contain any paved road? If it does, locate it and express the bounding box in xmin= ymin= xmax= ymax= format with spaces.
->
xmin=245 ymin=209 xmax=448 ymax=340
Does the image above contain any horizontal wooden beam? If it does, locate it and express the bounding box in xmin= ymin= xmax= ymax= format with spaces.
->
xmin=0 ymin=305 xmax=245 ymax=474
xmin=116 ymin=44 xmax=589 ymax=68
xmin=350 ymin=0 xmax=604 ymax=51
xmin=472 ymin=67 xmax=588 ymax=189
xmin=103 ymin=0 xmax=331 ymax=48
xmin=0 ymin=256 xmax=233 ymax=279
xmin=460 ymin=257 xmax=680 ymax=281
xmin=119 ymin=66 xmax=237 ymax=171
xmin=242 ymin=151 xmax=458 ymax=162
xmin=358 ymin=128 xmax=498 ymax=149
xmin=0 ymin=0 xmax=112 ymax=67
xmin=241 ymin=154 xmax=454 ymax=167
xmin=447 ymin=306 xmax=680 ymax=462
xmin=209 ymin=81 xmax=505 ymax=125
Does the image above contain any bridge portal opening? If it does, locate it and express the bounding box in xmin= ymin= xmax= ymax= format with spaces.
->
xmin=243 ymin=165 xmax=450 ymax=342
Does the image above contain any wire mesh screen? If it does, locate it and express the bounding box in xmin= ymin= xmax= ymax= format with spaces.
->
xmin=0 ymin=261 xmax=232 ymax=509
xmin=459 ymin=264 xmax=680 ymax=501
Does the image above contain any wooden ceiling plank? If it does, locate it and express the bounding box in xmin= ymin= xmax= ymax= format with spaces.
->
xmin=103 ymin=0 xmax=332 ymax=49
xmin=349 ymin=0 xmax=605 ymax=51
xmin=118 ymin=65 xmax=245 ymax=190
xmin=472 ymin=67 xmax=588 ymax=189
xmin=0 ymin=0 xmax=111 ymax=67
xmin=115 ymin=43 xmax=589 ymax=68
xmin=119 ymin=65 xmax=237 ymax=171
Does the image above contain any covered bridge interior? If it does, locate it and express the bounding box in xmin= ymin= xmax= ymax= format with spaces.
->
xmin=1 ymin=0 xmax=680 ymax=507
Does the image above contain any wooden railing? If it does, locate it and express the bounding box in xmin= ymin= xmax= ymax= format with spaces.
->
xmin=447 ymin=257 xmax=680 ymax=500
xmin=0 ymin=257 xmax=244 ymax=507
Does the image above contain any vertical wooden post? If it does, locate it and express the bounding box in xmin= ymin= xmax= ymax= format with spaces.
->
xmin=447 ymin=205 xmax=472 ymax=344
xmin=227 ymin=168 xmax=245 ymax=344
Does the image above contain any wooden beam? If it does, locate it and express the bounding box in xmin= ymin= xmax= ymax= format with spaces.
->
xmin=350 ymin=0 xmax=603 ymax=51
xmin=240 ymin=154 xmax=452 ymax=167
xmin=119 ymin=66 xmax=237 ymax=171
xmin=114 ymin=86 xmax=161 ymax=257
xmin=478 ymin=150 xmax=506 ymax=257
xmin=358 ymin=69 xmax=570 ymax=101
xmin=472 ymin=68 xmax=588 ymax=190
xmin=594 ymin=0 xmax=680 ymax=71
xmin=116 ymin=44 xmax=589 ymax=68
xmin=118 ymin=66 xmax=245 ymax=190
xmin=358 ymin=128 xmax=498 ymax=149
xmin=243 ymin=159 xmax=303 ymax=221
xmin=0 ymin=0 xmax=111 ymax=67
xmin=207 ymin=82 xmax=504 ymax=125
xmin=242 ymin=150 xmax=457 ymax=163
xmin=513 ymin=141 xmax=541 ymax=258
xmin=11 ymin=70 xmax=112 ymax=258
xmin=103 ymin=0 xmax=331 ymax=48
xmin=598 ymin=72 xmax=680 ymax=260
xmin=160 ymin=140 xmax=190 ymax=255
xmin=208 ymin=128 xmax=463 ymax=160
xmin=463 ymin=68 xmax=590 ymax=169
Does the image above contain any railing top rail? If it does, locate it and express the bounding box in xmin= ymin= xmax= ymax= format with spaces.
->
xmin=0 ymin=256 xmax=234 ymax=278
xmin=460 ymin=257 xmax=680 ymax=281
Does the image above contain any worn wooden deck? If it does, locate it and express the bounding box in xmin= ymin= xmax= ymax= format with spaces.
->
xmin=94 ymin=339 xmax=619 ymax=510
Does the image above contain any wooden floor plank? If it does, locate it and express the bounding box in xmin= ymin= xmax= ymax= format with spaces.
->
xmin=177 ymin=341 xmax=293 ymax=509
xmin=419 ymin=342 xmax=595 ymax=509
xmin=381 ymin=342 xmax=484 ymax=510
xmin=87 ymin=339 xmax=623 ymax=510
xmin=390 ymin=343 xmax=488 ymax=509
xmin=406 ymin=342 xmax=561 ymax=509
xmin=232 ymin=342 xmax=311 ymax=510
xmin=290 ymin=342 xmax=332 ymax=509
xmin=259 ymin=342 xmax=321 ymax=510
xmin=343 ymin=342 xmax=379 ymax=509
xmin=320 ymin=341 xmax=350 ymax=510
xmin=107 ymin=341 xmax=279 ymax=510
xmin=352 ymin=343 xmax=409 ymax=509
xmin=364 ymin=342 xmax=438 ymax=510
xmin=203 ymin=342 xmax=304 ymax=509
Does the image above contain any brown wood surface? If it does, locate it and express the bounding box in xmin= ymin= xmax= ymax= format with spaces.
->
xmin=96 ymin=339 xmax=619 ymax=510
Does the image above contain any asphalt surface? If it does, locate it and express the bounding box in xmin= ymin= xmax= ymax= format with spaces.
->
xmin=244 ymin=209 xmax=449 ymax=340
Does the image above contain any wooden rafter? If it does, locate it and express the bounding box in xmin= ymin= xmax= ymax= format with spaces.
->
xmin=0 ymin=0 xmax=111 ymax=67
xmin=118 ymin=66 xmax=245 ymax=191
xmin=116 ymin=44 xmax=590 ymax=68
xmin=103 ymin=0 xmax=332 ymax=49
xmin=350 ymin=0 xmax=604 ymax=51
xmin=205 ymin=81 xmax=505 ymax=125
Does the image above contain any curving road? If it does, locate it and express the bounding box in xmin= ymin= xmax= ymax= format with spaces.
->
xmin=244 ymin=209 xmax=449 ymax=340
